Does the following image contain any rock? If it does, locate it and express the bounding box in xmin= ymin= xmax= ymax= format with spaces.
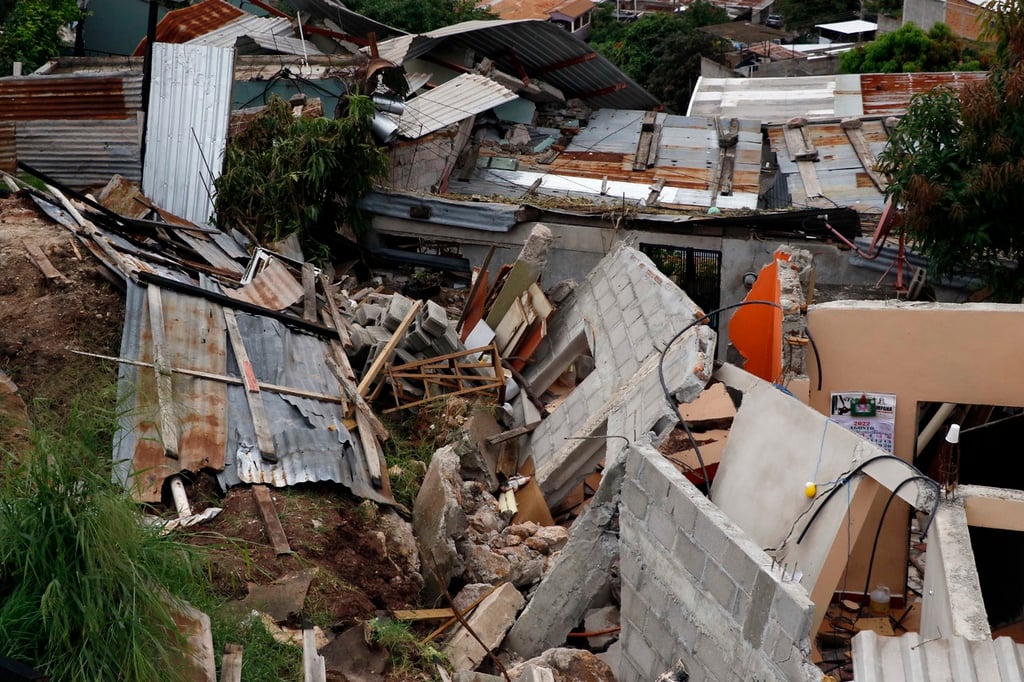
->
xmin=509 ymin=556 xmax=545 ymax=589
xmin=508 ymin=648 xmax=616 ymax=682
xmin=321 ymin=625 xmax=388 ymax=680
xmin=378 ymin=508 xmax=421 ymax=577
xmin=452 ymin=583 xmax=496 ymax=614
xmin=444 ymin=583 xmax=525 ymax=672
xmin=524 ymin=537 xmax=549 ymax=554
xmin=655 ymin=658 xmax=690 ymax=681
xmin=531 ymin=526 xmax=569 ymax=554
xmin=582 ymin=605 xmax=620 ymax=649
xmin=516 ymin=224 xmax=553 ymax=273
xmin=453 ymin=673 xmax=504 ymax=682
xmin=508 ymin=522 xmax=538 ymax=540
xmin=460 ymin=542 xmax=511 ymax=584
xmin=413 ymin=445 xmax=468 ymax=600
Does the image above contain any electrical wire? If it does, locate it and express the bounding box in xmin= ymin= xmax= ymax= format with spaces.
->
xmin=795 ymin=455 xmax=940 ymax=546
xmin=859 ymin=475 xmax=936 ymax=613
xmin=805 ymin=324 xmax=823 ymax=391
xmin=657 ymin=299 xmax=782 ymax=499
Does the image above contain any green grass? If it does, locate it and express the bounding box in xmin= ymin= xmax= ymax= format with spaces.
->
xmin=368 ymin=616 xmax=447 ymax=674
xmin=0 ymin=397 xmax=203 ymax=681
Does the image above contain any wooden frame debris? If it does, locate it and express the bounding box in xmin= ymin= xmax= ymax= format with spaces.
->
xmin=252 ymin=485 xmax=293 ymax=556
xmin=381 ymin=344 xmax=505 ymax=414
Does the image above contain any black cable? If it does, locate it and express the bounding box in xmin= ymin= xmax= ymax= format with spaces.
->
xmin=796 ymin=455 xmax=940 ymax=545
xmin=806 ymin=325 xmax=823 ymax=391
xmin=860 ymin=476 xmax=935 ymax=614
xmin=657 ymin=299 xmax=782 ymax=499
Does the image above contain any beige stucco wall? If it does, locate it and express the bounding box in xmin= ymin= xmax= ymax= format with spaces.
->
xmin=807 ymin=301 xmax=1024 ymax=460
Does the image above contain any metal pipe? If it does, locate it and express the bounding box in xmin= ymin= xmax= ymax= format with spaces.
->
xmin=169 ymin=476 xmax=192 ymax=518
xmin=915 ymin=403 xmax=957 ymax=456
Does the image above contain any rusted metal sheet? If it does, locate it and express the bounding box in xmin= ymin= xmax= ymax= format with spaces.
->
xmin=225 ymin=259 xmax=303 ymax=310
xmin=133 ymin=0 xmax=246 ymax=55
xmin=0 ymin=123 xmax=14 ymax=174
xmin=860 ymin=72 xmax=986 ymax=116
xmin=0 ymin=73 xmax=141 ymax=121
xmin=16 ymin=118 xmax=142 ymax=188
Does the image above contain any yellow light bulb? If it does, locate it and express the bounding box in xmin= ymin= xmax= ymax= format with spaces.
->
xmin=804 ymin=482 xmax=817 ymax=498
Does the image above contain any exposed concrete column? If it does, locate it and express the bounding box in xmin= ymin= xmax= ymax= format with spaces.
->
xmin=920 ymin=499 xmax=991 ymax=641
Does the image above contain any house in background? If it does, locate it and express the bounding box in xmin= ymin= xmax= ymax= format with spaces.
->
xmin=903 ymin=0 xmax=996 ymax=40
xmin=481 ymin=0 xmax=596 ymax=38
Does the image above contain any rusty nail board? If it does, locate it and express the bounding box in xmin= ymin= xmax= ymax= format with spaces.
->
xmin=223 ymin=307 xmax=277 ymax=462
xmin=252 ymin=485 xmax=293 ymax=555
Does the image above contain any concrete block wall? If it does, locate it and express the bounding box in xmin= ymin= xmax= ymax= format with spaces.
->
xmin=618 ymin=442 xmax=821 ymax=681
xmin=387 ymin=134 xmax=456 ymax=192
xmin=524 ymin=245 xmax=713 ymax=500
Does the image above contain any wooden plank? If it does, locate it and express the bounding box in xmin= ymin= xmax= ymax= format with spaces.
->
xmin=302 ymin=625 xmax=326 ymax=682
xmin=457 ymin=245 xmax=496 ymax=335
xmin=224 ymin=308 xmax=277 ymax=462
xmin=423 ymin=585 xmax=500 ymax=643
xmin=845 ymin=127 xmax=887 ymax=191
xmin=23 ymin=242 xmax=70 ymax=284
xmin=302 ymin=263 xmax=317 ymax=322
xmin=357 ymin=300 xmax=422 ymax=397
xmin=43 ymin=182 xmax=135 ymax=275
xmin=486 ymin=421 xmax=542 ymax=446
xmin=393 ymin=608 xmax=456 ymax=621
xmin=147 ymin=284 xmax=179 ymax=459
xmin=797 ymin=160 xmax=823 ymax=199
xmin=72 ymin=349 xmax=345 ymax=404
xmin=318 ymin=273 xmax=352 ymax=349
xmin=484 ymin=260 xmax=537 ymax=330
xmin=220 ymin=644 xmax=243 ymax=682
xmin=355 ymin=410 xmax=384 ymax=489
xmin=252 ymin=485 xmax=293 ymax=555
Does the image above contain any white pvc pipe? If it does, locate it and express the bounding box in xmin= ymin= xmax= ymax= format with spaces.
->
xmin=169 ymin=476 xmax=192 ymax=518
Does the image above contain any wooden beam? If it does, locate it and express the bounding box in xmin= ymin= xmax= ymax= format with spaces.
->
xmin=224 ymin=308 xmax=277 ymax=462
xmin=393 ymin=608 xmax=456 ymax=621
xmin=71 ymin=349 xmax=345 ymax=404
xmin=355 ymin=410 xmax=384 ymax=489
xmin=845 ymin=126 xmax=887 ymax=191
xmin=252 ymin=485 xmax=293 ymax=555
xmin=147 ymin=284 xmax=179 ymax=459
xmin=302 ymin=625 xmax=326 ymax=682
xmin=220 ymin=644 xmax=243 ymax=682
xmin=302 ymin=263 xmax=317 ymax=322
xmin=23 ymin=242 xmax=70 ymax=285
xmin=357 ymin=300 xmax=422 ymax=397
xmin=318 ymin=273 xmax=352 ymax=349
xmin=485 ymin=421 xmax=541 ymax=446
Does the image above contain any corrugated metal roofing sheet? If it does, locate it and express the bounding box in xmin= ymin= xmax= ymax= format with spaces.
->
xmin=0 ymin=72 xmax=142 ymax=121
xmin=184 ymin=14 xmax=324 ymax=56
xmin=397 ymin=73 xmax=518 ymax=138
xmin=142 ymin=43 xmax=234 ymax=228
xmin=0 ymin=123 xmax=14 ymax=174
xmin=234 ymin=33 xmax=324 ymax=56
xmin=454 ymin=109 xmax=760 ymax=209
xmin=371 ymin=19 xmax=659 ymax=110
xmin=133 ymin=0 xmax=246 ymax=56
xmin=358 ymin=189 xmax=525 ymax=231
xmin=16 ymin=119 xmax=142 ymax=187
xmin=853 ymin=631 xmax=1024 ymax=681
xmin=688 ymin=72 xmax=987 ymax=123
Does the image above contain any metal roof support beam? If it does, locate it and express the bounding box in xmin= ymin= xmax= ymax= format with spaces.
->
xmin=535 ymin=51 xmax=597 ymax=75
xmin=506 ymin=49 xmax=530 ymax=85
xmin=577 ymin=82 xmax=627 ymax=100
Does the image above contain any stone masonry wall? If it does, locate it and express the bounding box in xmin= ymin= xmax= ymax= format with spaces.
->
xmin=618 ymin=442 xmax=821 ymax=681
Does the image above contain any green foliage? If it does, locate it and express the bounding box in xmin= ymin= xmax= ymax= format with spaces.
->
xmin=0 ymin=0 xmax=81 ymax=74
xmin=0 ymin=399 xmax=201 ymax=681
xmin=367 ymin=617 xmax=446 ymax=672
xmin=340 ymin=0 xmax=495 ymax=32
xmin=839 ymin=22 xmax=978 ymax=73
xmin=589 ymin=2 xmax=729 ymax=112
xmin=876 ymin=0 xmax=1024 ymax=299
xmin=214 ymin=94 xmax=388 ymax=260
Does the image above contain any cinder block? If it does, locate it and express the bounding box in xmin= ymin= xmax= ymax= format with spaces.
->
xmin=621 ymin=478 xmax=649 ymax=522
xmin=620 ymin=588 xmax=648 ymax=633
xmin=648 ymin=505 xmax=677 ymax=553
xmin=668 ymin=491 xmax=699 ymax=535
xmin=693 ymin=511 xmax=731 ymax=559
xmin=701 ymin=559 xmax=738 ymax=614
xmin=741 ymin=569 xmax=777 ymax=649
xmin=622 ymin=624 xmax=657 ymax=678
xmin=420 ymin=299 xmax=450 ymax=337
xmin=382 ymin=293 xmax=414 ymax=332
xmin=354 ymin=302 xmax=383 ymax=326
xmin=770 ymin=587 xmax=812 ymax=642
xmin=637 ymin=453 xmax=673 ymax=503
xmin=673 ymin=528 xmax=707 ymax=581
xmin=347 ymin=324 xmax=373 ymax=355
xmin=429 ymin=326 xmax=462 ymax=356
xmin=401 ymin=319 xmax=432 ymax=353
xmin=723 ymin=542 xmax=761 ymax=596
xmin=698 ymin=631 xmax=736 ymax=682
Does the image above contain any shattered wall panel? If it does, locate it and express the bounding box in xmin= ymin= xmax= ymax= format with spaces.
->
xmin=143 ymin=43 xmax=234 ymax=227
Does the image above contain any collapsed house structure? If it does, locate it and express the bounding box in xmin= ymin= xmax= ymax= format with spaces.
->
xmin=6 ymin=3 xmax=1024 ymax=679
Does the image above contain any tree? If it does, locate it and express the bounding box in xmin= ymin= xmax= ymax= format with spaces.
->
xmin=876 ymin=1 xmax=1024 ymax=299
xmin=0 ymin=0 xmax=81 ymax=75
xmin=213 ymin=94 xmax=388 ymax=263
xmin=589 ymin=2 xmax=729 ymax=113
xmin=340 ymin=0 xmax=495 ymax=33
xmin=839 ymin=22 xmax=981 ymax=73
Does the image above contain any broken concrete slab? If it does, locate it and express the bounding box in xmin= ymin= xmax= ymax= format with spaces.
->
xmin=414 ymin=444 xmax=469 ymax=600
xmin=678 ymin=381 xmax=736 ymax=429
xmin=504 ymin=445 xmax=626 ymax=659
xmin=228 ymin=569 xmax=315 ymax=622
xmin=583 ymin=605 xmax=620 ymax=649
xmin=443 ymin=582 xmax=525 ymax=672
xmin=452 ymin=673 xmax=504 ymax=682
xmin=507 ymin=648 xmax=616 ymax=682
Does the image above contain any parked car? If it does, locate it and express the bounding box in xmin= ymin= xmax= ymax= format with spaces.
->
xmin=765 ymin=14 xmax=783 ymax=28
